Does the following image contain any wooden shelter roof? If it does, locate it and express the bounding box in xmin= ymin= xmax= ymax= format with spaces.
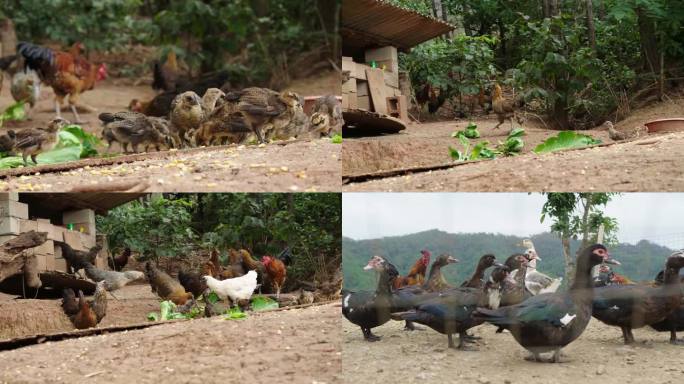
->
xmin=342 ymin=0 xmax=454 ymax=55
xmin=18 ymin=193 xmax=144 ymax=216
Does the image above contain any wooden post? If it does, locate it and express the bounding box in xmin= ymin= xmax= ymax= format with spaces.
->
xmin=0 ymin=18 xmax=17 ymax=57
xmin=0 ymin=231 xmax=49 ymax=286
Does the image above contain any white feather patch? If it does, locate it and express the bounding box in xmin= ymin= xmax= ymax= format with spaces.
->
xmin=610 ymin=305 xmax=619 ymax=310
xmin=343 ymin=294 xmax=350 ymax=308
xmin=488 ymin=289 xmax=501 ymax=310
xmin=560 ymin=313 xmax=576 ymax=326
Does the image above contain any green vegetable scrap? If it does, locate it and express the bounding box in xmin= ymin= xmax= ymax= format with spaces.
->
xmin=223 ymin=306 xmax=247 ymax=320
xmin=0 ymin=125 xmax=100 ymax=169
xmin=251 ymin=295 xmax=279 ymax=312
xmin=463 ymin=122 xmax=480 ymax=139
xmin=534 ymin=131 xmax=601 ymax=154
xmin=0 ymin=102 xmax=26 ymax=127
xmin=450 ymin=126 xmax=526 ymax=161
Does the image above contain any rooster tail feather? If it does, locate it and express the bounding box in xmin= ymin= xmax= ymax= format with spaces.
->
xmin=16 ymin=42 xmax=54 ymax=70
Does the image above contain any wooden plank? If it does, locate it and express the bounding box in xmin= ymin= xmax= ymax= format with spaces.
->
xmin=0 ymin=231 xmax=48 ymax=284
xmin=366 ymin=68 xmax=388 ymax=114
xmin=342 ymin=110 xmax=406 ymax=134
xmin=0 ymin=320 xmax=186 ymax=352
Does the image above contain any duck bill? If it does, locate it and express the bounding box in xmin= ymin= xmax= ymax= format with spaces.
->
xmin=362 ymin=263 xmax=374 ymax=271
xmin=447 ymin=256 xmax=459 ymax=264
xmin=604 ymin=256 xmax=621 ymax=265
xmin=493 ymin=261 xmax=505 ymax=268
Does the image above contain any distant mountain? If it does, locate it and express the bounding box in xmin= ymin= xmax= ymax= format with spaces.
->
xmin=343 ymin=229 xmax=674 ymax=291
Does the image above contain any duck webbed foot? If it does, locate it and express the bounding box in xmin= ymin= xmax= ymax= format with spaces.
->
xmin=362 ymin=328 xmax=381 ymax=342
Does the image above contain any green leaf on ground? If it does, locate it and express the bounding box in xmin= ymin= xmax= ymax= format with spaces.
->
xmin=223 ymin=307 xmax=247 ymax=320
xmin=0 ymin=101 xmax=26 ymax=126
xmin=533 ymin=131 xmax=601 ymax=154
xmin=251 ymin=295 xmax=279 ymax=311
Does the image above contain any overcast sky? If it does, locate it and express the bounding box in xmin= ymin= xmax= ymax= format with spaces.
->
xmin=342 ymin=193 xmax=684 ymax=248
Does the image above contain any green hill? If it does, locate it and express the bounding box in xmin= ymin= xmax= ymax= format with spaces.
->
xmin=343 ymin=229 xmax=674 ymax=291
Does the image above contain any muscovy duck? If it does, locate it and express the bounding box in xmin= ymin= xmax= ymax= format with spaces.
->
xmin=648 ymin=270 xmax=684 ymax=344
xmin=515 ymin=239 xmax=563 ymax=295
xmin=389 ymin=254 xmax=459 ymax=330
xmin=593 ymin=250 xmax=684 ymax=344
xmin=461 ymin=254 xmax=505 ymax=288
xmin=475 ymin=244 xmax=618 ymax=362
xmin=390 ymin=256 xmax=507 ymax=350
xmin=501 ymin=254 xmax=532 ymax=307
xmin=342 ymin=255 xmax=396 ymax=341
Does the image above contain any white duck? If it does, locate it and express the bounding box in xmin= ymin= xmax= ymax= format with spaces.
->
xmin=511 ymin=239 xmax=563 ymax=295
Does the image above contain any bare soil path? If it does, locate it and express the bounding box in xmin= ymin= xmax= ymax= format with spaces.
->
xmin=343 ymin=316 xmax=684 ymax=384
xmin=0 ymin=287 xmax=341 ymax=384
xmin=343 ymin=97 xmax=684 ymax=192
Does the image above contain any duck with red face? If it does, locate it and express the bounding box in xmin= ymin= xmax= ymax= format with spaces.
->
xmin=593 ymin=250 xmax=684 ymax=344
xmin=475 ymin=244 xmax=619 ymax=362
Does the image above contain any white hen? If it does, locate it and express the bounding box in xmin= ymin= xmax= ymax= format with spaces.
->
xmin=203 ymin=270 xmax=258 ymax=305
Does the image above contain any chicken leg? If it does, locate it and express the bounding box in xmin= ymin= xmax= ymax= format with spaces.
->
xmin=54 ymin=99 xmax=62 ymax=119
xmin=70 ymin=104 xmax=84 ymax=124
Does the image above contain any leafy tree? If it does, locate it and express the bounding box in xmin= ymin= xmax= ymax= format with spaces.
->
xmin=97 ymin=193 xmax=340 ymax=287
xmin=540 ymin=193 xmax=619 ymax=283
xmin=0 ymin=0 xmax=334 ymax=87
xmin=96 ymin=196 xmax=198 ymax=262
xmin=0 ymin=0 xmax=155 ymax=52
xmin=389 ymin=0 xmax=684 ymax=128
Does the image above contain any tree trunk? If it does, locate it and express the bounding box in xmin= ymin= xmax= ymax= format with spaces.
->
xmin=597 ymin=0 xmax=606 ymax=20
xmin=579 ymin=195 xmax=594 ymax=250
xmin=585 ymin=0 xmax=597 ymax=54
xmin=432 ymin=0 xmax=445 ymax=21
xmin=561 ymin=234 xmax=574 ymax=285
xmin=0 ymin=18 xmax=17 ymax=57
xmin=543 ymin=0 xmax=550 ymax=18
xmin=0 ymin=231 xmax=49 ymax=287
xmin=552 ymin=96 xmax=571 ymax=130
xmin=250 ymin=0 xmax=270 ymax=17
xmin=636 ymin=7 xmax=660 ymax=73
xmin=316 ymin=0 xmax=341 ymax=65
xmin=544 ymin=0 xmax=560 ymax=18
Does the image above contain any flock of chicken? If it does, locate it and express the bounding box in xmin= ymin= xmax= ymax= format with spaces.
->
xmin=58 ymin=241 xmax=294 ymax=330
xmin=415 ymin=81 xmax=524 ymax=131
xmin=0 ymin=41 xmax=342 ymax=165
xmin=342 ymin=241 xmax=684 ymax=363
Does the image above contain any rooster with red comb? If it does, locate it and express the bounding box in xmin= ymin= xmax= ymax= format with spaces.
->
xmin=392 ymin=249 xmax=431 ymax=289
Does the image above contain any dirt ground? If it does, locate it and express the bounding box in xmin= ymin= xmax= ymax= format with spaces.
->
xmin=343 ymin=97 xmax=684 ymax=192
xmin=0 ymin=284 xmax=164 ymax=340
xmin=0 ymin=71 xmax=340 ymax=192
xmin=343 ymin=316 xmax=684 ymax=384
xmin=0 ymin=284 xmax=341 ymax=384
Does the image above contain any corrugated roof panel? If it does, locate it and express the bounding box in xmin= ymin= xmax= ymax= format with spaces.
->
xmin=342 ymin=0 xmax=454 ymax=51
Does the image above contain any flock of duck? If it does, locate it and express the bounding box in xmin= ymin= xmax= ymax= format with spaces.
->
xmin=342 ymin=240 xmax=684 ymax=363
